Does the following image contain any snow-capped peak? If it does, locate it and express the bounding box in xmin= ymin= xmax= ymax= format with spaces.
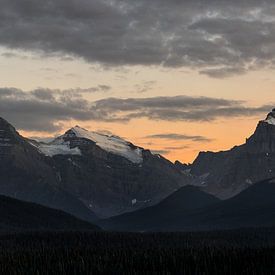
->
xmin=35 ymin=125 xmax=143 ymax=163
xmin=263 ymin=109 xmax=275 ymax=125
xmin=67 ymin=126 xmax=143 ymax=163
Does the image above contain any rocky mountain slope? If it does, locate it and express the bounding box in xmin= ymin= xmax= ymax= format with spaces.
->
xmin=189 ymin=109 xmax=275 ymax=198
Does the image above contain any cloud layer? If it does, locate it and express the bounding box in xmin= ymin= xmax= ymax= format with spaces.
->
xmin=145 ymin=134 xmax=212 ymax=142
xmin=0 ymin=0 xmax=275 ymax=76
xmin=0 ymin=87 xmax=272 ymax=132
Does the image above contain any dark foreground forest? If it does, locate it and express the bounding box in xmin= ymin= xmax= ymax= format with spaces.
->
xmin=0 ymin=228 xmax=275 ymax=274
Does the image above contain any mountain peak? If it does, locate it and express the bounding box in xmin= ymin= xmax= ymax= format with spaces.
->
xmin=0 ymin=117 xmax=21 ymax=147
xmin=36 ymin=125 xmax=144 ymax=163
xmin=0 ymin=117 xmax=13 ymax=128
xmin=262 ymin=109 xmax=275 ymax=125
xmin=71 ymin=125 xmax=88 ymax=132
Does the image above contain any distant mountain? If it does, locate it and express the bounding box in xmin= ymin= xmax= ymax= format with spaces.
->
xmin=0 ymin=117 xmax=97 ymax=222
xmin=102 ymin=178 xmax=275 ymax=232
xmin=100 ymin=186 xmax=220 ymax=231
xmin=0 ymin=118 xmax=192 ymax=219
xmin=0 ymin=195 xmax=100 ymax=231
xmin=189 ymin=109 xmax=275 ymax=198
xmin=32 ymin=126 xmax=193 ymax=218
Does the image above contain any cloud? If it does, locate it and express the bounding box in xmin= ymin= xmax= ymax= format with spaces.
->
xmin=0 ymin=0 xmax=274 ymax=77
xmin=0 ymin=87 xmax=273 ymax=132
xmin=199 ymin=66 xmax=247 ymax=78
xmin=0 ymin=87 xmax=112 ymax=131
xmin=164 ymin=146 xmax=190 ymax=150
xmin=151 ymin=150 xmax=170 ymax=155
xmin=64 ymin=85 xmax=111 ymax=94
xmin=134 ymin=81 xmax=156 ymax=93
xmin=92 ymin=96 xmax=273 ymax=122
xmin=145 ymin=134 xmax=212 ymax=142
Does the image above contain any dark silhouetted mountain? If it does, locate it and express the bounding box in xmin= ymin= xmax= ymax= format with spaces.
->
xmin=189 ymin=109 xmax=275 ymax=198
xmin=102 ymin=178 xmax=275 ymax=232
xmin=100 ymin=185 xmax=220 ymax=231
xmin=0 ymin=117 xmax=97 ymax=222
xmin=0 ymin=195 xmax=100 ymax=231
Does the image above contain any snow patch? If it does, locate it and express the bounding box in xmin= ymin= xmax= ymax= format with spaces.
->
xmin=263 ymin=110 xmax=275 ymax=125
xmin=265 ymin=116 xmax=275 ymax=125
xmin=32 ymin=138 xmax=81 ymax=157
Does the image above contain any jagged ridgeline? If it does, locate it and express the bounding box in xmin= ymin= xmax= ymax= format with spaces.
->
xmin=0 ymin=117 xmax=192 ymax=220
xmin=0 ymin=109 xmax=275 ymax=222
xmin=189 ymin=109 xmax=275 ymax=198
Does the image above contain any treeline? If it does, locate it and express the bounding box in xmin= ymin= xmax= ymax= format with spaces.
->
xmin=0 ymin=229 xmax=274 ymax=274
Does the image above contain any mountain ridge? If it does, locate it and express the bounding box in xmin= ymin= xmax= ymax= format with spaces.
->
xmin=189 ymin=109 xmax=275 ymax=198
xmin=0 ymin=117 xmax=192 ymax=219
xmin=0 ymin=194 xmax=100 ymax=231
xmin=102 ymin=178 xmax=275 ymax=232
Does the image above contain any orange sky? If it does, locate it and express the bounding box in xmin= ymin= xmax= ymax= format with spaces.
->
xmin=1 ymin=49 xmax=274 ymax=164
xmin=20 ymin=114 xmax=264 ymax=164
xmin=1 ymin=1 xmax=275 ymax=164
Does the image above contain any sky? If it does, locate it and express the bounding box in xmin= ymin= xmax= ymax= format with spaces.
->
xmin=0 ymin=0 xmax=275 ymax=163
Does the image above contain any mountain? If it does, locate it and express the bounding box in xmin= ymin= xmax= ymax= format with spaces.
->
xmin=100 ymin=186 xmax=220 ymax=231
xmin=189 ymin=109 xmax=275 ymax=198
xmin=33 ymin=126 xmax=193 ymax=218
xmin=0 ymin=118 xmax=97 ymax=222
xmin=0 ymin=195 xmax=100 ymax=231
xmin=102 ymin=178 xmax=275 ymax=232
xmin=0 ymin=118 xmax=192 ymax=219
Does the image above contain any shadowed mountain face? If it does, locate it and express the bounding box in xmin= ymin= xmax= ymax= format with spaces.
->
xmin=48 ymin=127 xmax=192 ymax=218
xmin=0 ymin=118 xmax=192 ymax=219
xmin=189 ymin=109 xmax=275 ymax=199
xmin=102 ymin=178 xmax=275 ymax=232
xmin=0 ymin=195 xmax=100 ymax=231
xmin=0 ymin=118 xmax=97 ymax=222
xmin=100 ymin=186 xmax=220 ymax=231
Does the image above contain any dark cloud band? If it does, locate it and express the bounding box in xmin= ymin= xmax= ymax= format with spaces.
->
xmin=0 ymin=0 xmax=274 ymax=77
xmin=145 ymin=134 xmax=212 ymax=142
xmin=0 ymin=87 xmax=272 ymax=132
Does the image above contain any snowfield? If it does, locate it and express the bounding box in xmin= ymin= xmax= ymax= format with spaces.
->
xmin=34 ymin=126 xmax=143 ymax=163
xmin=70 ymin=126 xmax=143 ymax=163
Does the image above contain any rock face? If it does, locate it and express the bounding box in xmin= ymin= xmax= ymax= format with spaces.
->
xmin=0 ymin=118 xmax=97 ymax=222
xmin=0 ymin=118 xmax=192 ymax=219
xmin=190 ymin=109 xmax=275 ymax=198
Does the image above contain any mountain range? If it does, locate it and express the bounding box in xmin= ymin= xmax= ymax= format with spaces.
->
xmin=0 ymin=117 xmax=192 ymax=220
xmin=0 ymin=109 xmax=275 ymax=227
xmin=189 ymin=108 xmax=275 ymax=198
